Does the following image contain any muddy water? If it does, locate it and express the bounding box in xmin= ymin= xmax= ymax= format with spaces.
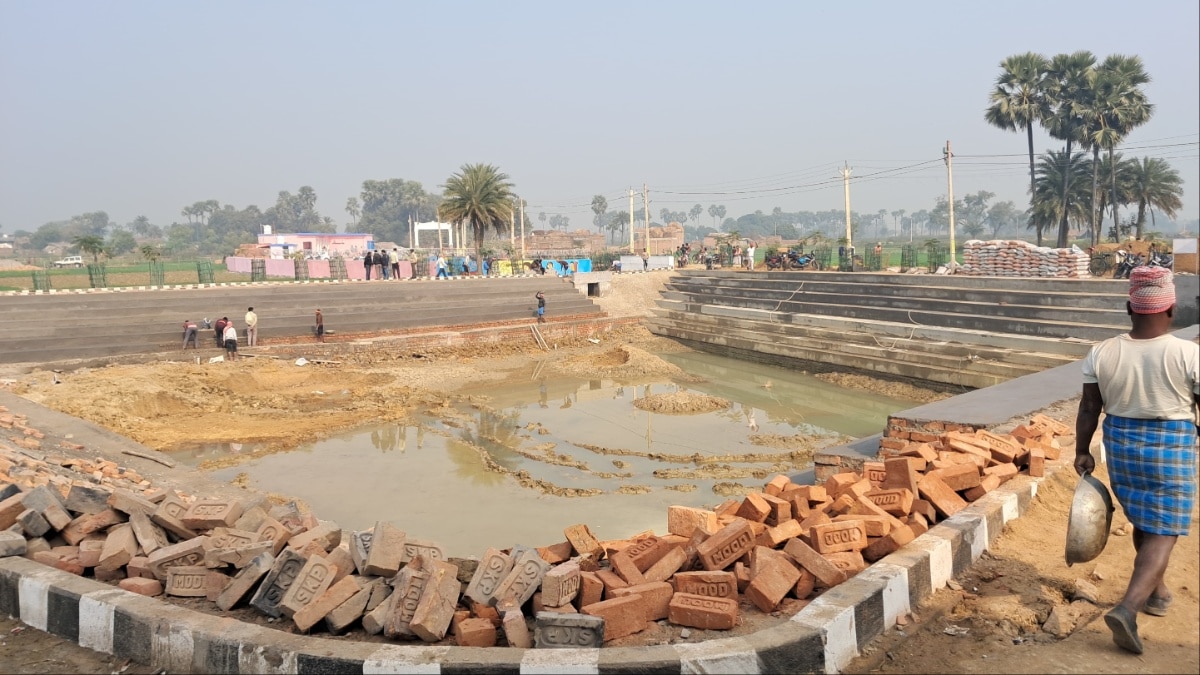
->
xmin=199 ymin=351 xmax=922 ymax=556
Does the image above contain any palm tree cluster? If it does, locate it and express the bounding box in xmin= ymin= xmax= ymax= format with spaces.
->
xmin=986 ymin=52 xmax=1160 ymax=247
xmin=440 ymin=164 xmax=516 ymax=264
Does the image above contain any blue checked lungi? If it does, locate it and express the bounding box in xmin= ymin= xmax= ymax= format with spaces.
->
xmin=1104 ymin=415 xmax=1198 ymax=536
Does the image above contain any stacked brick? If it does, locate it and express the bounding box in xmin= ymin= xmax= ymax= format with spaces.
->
xmin=0 ymin=402 xmax=1071 ymax=649
xmin=959 ymin=240 xmax=1091 ymax=278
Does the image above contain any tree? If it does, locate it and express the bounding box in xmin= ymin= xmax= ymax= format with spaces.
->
xmin=689 ymin=204 xmax=703 ymax=225
xmin=1126 ymin=157 xmax=1182 ymax=239
xmin=345 ymin=197 xmax=361 ymax=227
xmin=708 ymin=205 xmax=720 ymax=230
xmin=591 ymin=195 xmax=608 ymax=233
xmin=1089 ymin=55 xmax=1153 ymax=241
xmin=891 ymin=210 xmax=905 ymax=237
xmin=985 ymin=201 xmax=1020 ymax=238
xmin=538 ymin=212 xmax=547 ymax=230
xmin=609 ymin=211 xmax=629 ymax=244
xmin=106 ymin=230 xmax=137 ymax=257
xmin=73 ymin=234 xmax=105 ymax=263
xmin=1044 ymin=50 xmax=1097 ymax=247
xmin=1030 ymin=150 xmax=1091 ymax=245
xmin=440 ymin=163 xmax=515 ymax=264
xmin=985 ymin=52 xmax=1051 ymax=217
xmin=139 ymin=244 xmax=162 ymax=261
xmin=959 ymin=191 xmax=995 ymax=240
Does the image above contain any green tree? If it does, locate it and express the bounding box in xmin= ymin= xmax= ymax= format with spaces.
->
xmin=690 ymin=204 xmax=703 ymax=226
xmin=538 ymin=212 xmax=547 ymax=230
xmin=345 ymin=196 xmax=361 ymax=228
xmin=1126 ymin=157 xmax=1182 ymax=239
xmin=72 ymin=234 xmax=105 ymax=262
xmin=985 ymin=201 xmax=1020 ymax=238
xmin=591 ymin=195 xmax=608 ymax=233
xmin=1044 ymin=50 xmax=1097 ymax=247
xmin=1089 ymin=55 xmax=1152 ymax=241
xmin=440 ymin=163 xmax=516 ymax=264
xmin=609 ymin=211 xmax=629 ymax=244
xmin=139 ymin=244 xmax=161 ymax=261
xmin=1030 ymin=150 xmax=1091 ymax=245
xmin=106 ymin=230 xmax=137 ymax=256
xmin=985 ymin=52 xmax=1051 ymax=215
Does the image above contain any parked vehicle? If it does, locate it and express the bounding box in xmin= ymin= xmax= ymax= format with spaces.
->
xmin=52 ymin=255 xmax=83 ymax=268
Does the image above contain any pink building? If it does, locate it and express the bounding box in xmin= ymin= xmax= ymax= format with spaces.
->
xmin=256 ymin=228 xmax=375 ymax=259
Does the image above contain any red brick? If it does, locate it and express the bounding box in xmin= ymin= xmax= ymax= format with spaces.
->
xmin=900 ymin=443 xmax=938 ymax=462
xmin=764 ymin=475 xmax=791 ymax=497
xmin=672 ymin=570 xmax=737 ymax=599
xmin=595 ymin=569 xmax=628 ymax=598
xmin=127 ymin=556 xmax=154 ymax=579
xmin=77 ymin=540 xmax=103 ymax=568
xmin=863 ymin=524 xmax=916 ymax=562
xmin=782 ymin=490 xmax=811 ymax=521
xmin=611 ymin=581 xmax=674 ymax=621
xmin=798 ymin=510 xmax=832 ymax=535
xmin=746 ymin=547 xmax=800 ymax=612
xmin=866 ymin=488 xmax=914 ymax=516
xmin=624 ymin=536 xmax=672 ymax=572
xmin=735 ymin=493 xmax=772 ymax=523
xmin=695 ymin=519 xmax=755 ymax=571
xmin=823 ymin=472 xmax=860 ymax=498
xmin=181 ymin=499 xmax=243 ymax=530
xmin=826 ymin=493 xmax=856 ymax=515
xmin=760 ymin=494 xmax=791 ymax=526
xmin=833 ymin=514 xmax=892 ymax=537
xmin=1027 ymin=448 xmax=1045 ymax=477
xmin=927 ymin=463 xmax=981 ymax=492
xmin=793 ymin=567 xmax=815 ymax=599
xmin=118 ymin=577 xmax=163 ymax=597
xmin=963 ymin=474 xmax=1003 ymax=501
xmin=917 ymin=475 xmax=968 ymax=519
xmin=983 ymin=462 xmax=1019 ymax=483
xmin=293 ymin=576 xmax=361 ymax=632
xmin=734 ymin=561 xmax=751 ymax=592
xmin=165 ymin=566 xmax=208 ymax=597
xmin=643 ymin=546 xmax=687 ymax=583
xmin=862 ymin=461 xmax=887 ymax=486
xmin=782 ymin=538 xmax=846 ymax=588
xmin=667 ymin=593 xmax=737 ymax=630
xmin=848 ymin=496 xmax=907 ymax=531
xmin=364 ymin=521 xmax=406 ymax=577
xmin=409 ymin=559 xmax=462 ymax=642
xmin=98 ymin=524 xmax=137 ymax=571
xmin=540 ymin=561 xmax=580 ymax=607
xmin=536 ymin=541 xmax=573 ymax=565
xmin=811 ymin=520 xmax=868 ymax=554
xmin=564 ymin=524 xmax=605 ymax=560
xmin=757 ymin=519 xmax=804 ymax=548
xmin=578 ymin=571 xmax=604 ymax=608
xmin=609 ymin=549 xmax=646 ymax=585
xmin=279 ymin=556 xmax=336 ymax=619
xmin=824 ymin=551 xmax=867 ymax=576
xmin=582 ymin=595 xmax=648 ymax=641
xmin=287 ymin=522 xmax=341 ymax=554
xmin=666 ymin=506 xmax=718 ymax=538
xmin=501 ymin=610 xmax=532 ymax=648
xmin=455 ymin=617 xmax=497 ymax=647
xmin=205 ymin=571 xmax=231 ymax=602
xmin=713 ymin=499 xmax=741 ymax=517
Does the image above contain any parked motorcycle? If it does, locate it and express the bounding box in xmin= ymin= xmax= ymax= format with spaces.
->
xmin=1113 ymin=253 xmax=1144 ymax=279
xmin=1149 ymin=250 xmax=1173 ymax=269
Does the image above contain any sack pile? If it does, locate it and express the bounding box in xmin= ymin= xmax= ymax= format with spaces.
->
xmin=959 ymin=240 xmax=1091 ymax=278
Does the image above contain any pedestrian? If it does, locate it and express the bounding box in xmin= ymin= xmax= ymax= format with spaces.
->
xmin=436 ymin=253 xmax=449 ymax=279
xmin=1074 ymin=267 xmax=1199 ymax=655
xmin=376 ymin=250 xmax=388 ymax=280
xmin=213 ymin=316 xmax=228 ymax=348
xmin=363 ymin=251 xmax=373 ymax=280
xmin=535 ymin=291 xmax=546 ymax=323
xmin=641 ymin=249 xmax=649 ymax=272
xmin=314 ymin=309 xmax=325 ymax=343
xmin=390 ymin=248 xmax=400 ymax=280
xmin=747 ymin=241 xmax=757 ymax=271
xmin=182 ymin=319 xmax=199 ymax=349
xmin=244 ymin=306 xmax=258 ymax=347
xmin=222 ymin=320 xmax=238 ymax=361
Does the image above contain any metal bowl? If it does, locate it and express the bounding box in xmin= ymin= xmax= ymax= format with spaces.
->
xmin=1066 ymin=471 xmax=1115 ymax=566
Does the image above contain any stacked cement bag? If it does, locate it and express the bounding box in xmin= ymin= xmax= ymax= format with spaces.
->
xmin=959 ymin=240 xmax=1091 ymax=278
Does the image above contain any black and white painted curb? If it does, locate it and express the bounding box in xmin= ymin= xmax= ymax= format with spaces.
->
xmin=0 ymin=463 xmax=1052 ymax=674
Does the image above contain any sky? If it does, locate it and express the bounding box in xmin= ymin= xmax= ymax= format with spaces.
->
xmin=1 ymin=1 xmax=1197 ymax=235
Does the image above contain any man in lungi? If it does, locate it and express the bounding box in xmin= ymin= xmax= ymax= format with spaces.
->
xmin=1075 ymin=266 xmax=1199 ymax=654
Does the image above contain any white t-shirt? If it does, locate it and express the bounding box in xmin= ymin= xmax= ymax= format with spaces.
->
xmin=223 ymin=324 xmax=238 ymax=342
xmin=1080 ymin=333 xmax=1200 ymax=421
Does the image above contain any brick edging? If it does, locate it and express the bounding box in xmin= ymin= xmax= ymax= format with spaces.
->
xmin=0 ymin=459 xmax=1058 ymax=674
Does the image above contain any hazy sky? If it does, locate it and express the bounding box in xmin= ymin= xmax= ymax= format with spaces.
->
xmin=2 ymin=1 xmax=1197 ymax=234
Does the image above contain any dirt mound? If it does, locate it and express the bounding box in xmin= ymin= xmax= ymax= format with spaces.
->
xmin=634 ymin=391 xmax=731 ymax=414
xmin=553 ymin=344 xmax=694 ymax=381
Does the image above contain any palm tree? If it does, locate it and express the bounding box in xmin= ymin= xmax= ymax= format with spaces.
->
xmin=1044 ymin=50 xmax=1097 ymax=247
xmin=440 ymin=163 xmax=516 ymax=266
xmin=985 ymin=53 xmax=1051 ymax=216
xmin=1126 ymin=157 xmax=1182 ymax=239
xmin=1030 ymin=150 xmax=1091 ymax=245
xmin=73 ymin=234 xmax=105 ymax=263
xmin=1097 ymin=55 xmax=1153 ymax=236
xmin=1095 ymin=152 xmax=1135 ymax=238
xmin=591 ymin=195 xmax=608 ymax=234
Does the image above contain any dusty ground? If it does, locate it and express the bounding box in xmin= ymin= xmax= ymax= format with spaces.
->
xmin=0 ymin=271 xmax=1195 ymax=674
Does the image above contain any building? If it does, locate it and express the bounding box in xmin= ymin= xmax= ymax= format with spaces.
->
xmin=255 ymin=226 xmax=374 ymax=259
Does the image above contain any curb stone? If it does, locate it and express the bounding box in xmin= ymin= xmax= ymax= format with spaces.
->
xmin=0 ymin=459 xmax=1056 ymax=674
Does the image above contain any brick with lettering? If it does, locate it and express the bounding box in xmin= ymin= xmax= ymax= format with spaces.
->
xmin=147 ymin=536 xmax=208 ymax=581
xmin=362 ymin=521 xmax=405 ymax=577
xmin=670 ymin=570 xmax=735 ymax=599
xmin=401 ymin=538 xmax=445 ymax=565
xmin=165 ymin=565 xmax=209 ymax=597
xmin=540 ymin=560 xmax=580 ymax=608
xmin=293 ymin=575 xmax=361 ymax=633
xmin=409 ymin=559 xmax=462 ymax=642
xmin=866 ymin=488 xmax=914 ymax=517
xmin=279 ymin=555 xmax=335 ymax=618
xmin=533 ymin=612 xmax=605 ymax=648
xmin=862 ymin=461 xmax=887 ymax=486
xmin=465 ymin=547 xmax=513 ymax=606
xmin=383 ymin=558 xmax=433 ymax=637
xmin=811 ymin=520 xmax=868 ymax=554
xmin=695 ymin=519 xmax=754 ymax=571
xmin=254 ymin=516 xmax=292 ymax=555
xmin=325 ymin=578 xmax=375 ymax=634
xmin=286 ymin=520 xmax=341 ymax=553
xmin=181 ymin=499 xmax=243 ymax=530
xmin=581 ymin=595 xmax=647 ymax=641
xmin=564 ymin=523 xmax=605 ymax=560
xmin=782 ymin=538 xmax=846 ymax=588
xmin=215 ymin=551 xmax=274 ymax=611
xmin=611 ymin=581 xmax=673 ymax=622
xmin=249 ymin=549 xmax=307 ymax=617
xmin=493 ymin=549 xmax=550 ymax=608
xmin=667 ymin=593 xmax=738 ymax=630
xmin=151 ymin=494 xmax=199 ymax=540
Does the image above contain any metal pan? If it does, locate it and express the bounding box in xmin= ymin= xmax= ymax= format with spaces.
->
xmin=1066 ymin=470 xmax=1115 ymax=566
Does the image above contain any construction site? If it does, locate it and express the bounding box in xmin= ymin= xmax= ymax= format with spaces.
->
xmin=0 ymin=265 xmax=1196 ymax=674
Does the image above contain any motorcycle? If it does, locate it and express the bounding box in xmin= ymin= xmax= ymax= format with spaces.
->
xmin=1113 ymin=253 xmax=1144 ymax=279
xmin=764 ymin=252 xmax=787 ymax=270
xmin=787 ymin=251 xmax=816 ymax=270
xmin=1148 ymin=250 xmax=1173 ymax=269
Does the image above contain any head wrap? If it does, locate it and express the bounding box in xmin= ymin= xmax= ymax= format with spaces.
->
xmin=1128 ymin=266 xmax=1175 ymax=314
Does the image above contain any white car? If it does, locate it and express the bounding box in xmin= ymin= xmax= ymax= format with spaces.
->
xmin=52 ymin=255 xmax=84 ymax=268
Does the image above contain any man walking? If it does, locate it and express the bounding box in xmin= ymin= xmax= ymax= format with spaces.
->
xmin=535 ymin=290 xmax=546 ymax=323
xmin=1074 ymin=267 xmax=1199 ymax=655
xmin=244 ymin=307 xmax=258 ymax=347
xmin=314 ymin=309 xmax=325 ymax=343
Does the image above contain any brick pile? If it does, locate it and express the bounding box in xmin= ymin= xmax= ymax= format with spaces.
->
xmin=959 ymin=240 xmax=1091 ymax=278
xmin=0 ymin=403 xmax=1071 ymax=649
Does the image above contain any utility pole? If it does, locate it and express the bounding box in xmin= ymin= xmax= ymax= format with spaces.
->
xmin=436 ymin=206 xmax=443 ymax=253
xmin=628 ymin=188 xmax=635 ymax=253
xmin=408 ymin=214 xmax=414 ymax=250
xmin=519 ymin=198 xmax=526 ymax=259
xmin=509 ymin=200 xmax=516 ymax=255
xmin=841 ymin=161 xmax=853 ymax=253
xmin=643 ymin=183 xmax=650 ymax=256
xmin=944 ymin=140 xmax=956 ymax=269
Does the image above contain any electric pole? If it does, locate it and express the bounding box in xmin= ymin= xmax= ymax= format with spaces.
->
xmin=519 ymin=198 xmax=526 ymax=259
xmin=944 ymin=140 xmax=956 ymax=269
xmin=643 ymin=183 xmax=650 ymax=256
xmin=509 ymin=200 xmax=516 ymax=254
xmin=841 ymin=162 xmax=853 ymax=252
xmin=628 ymin=188 xmax=635 ymax=253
